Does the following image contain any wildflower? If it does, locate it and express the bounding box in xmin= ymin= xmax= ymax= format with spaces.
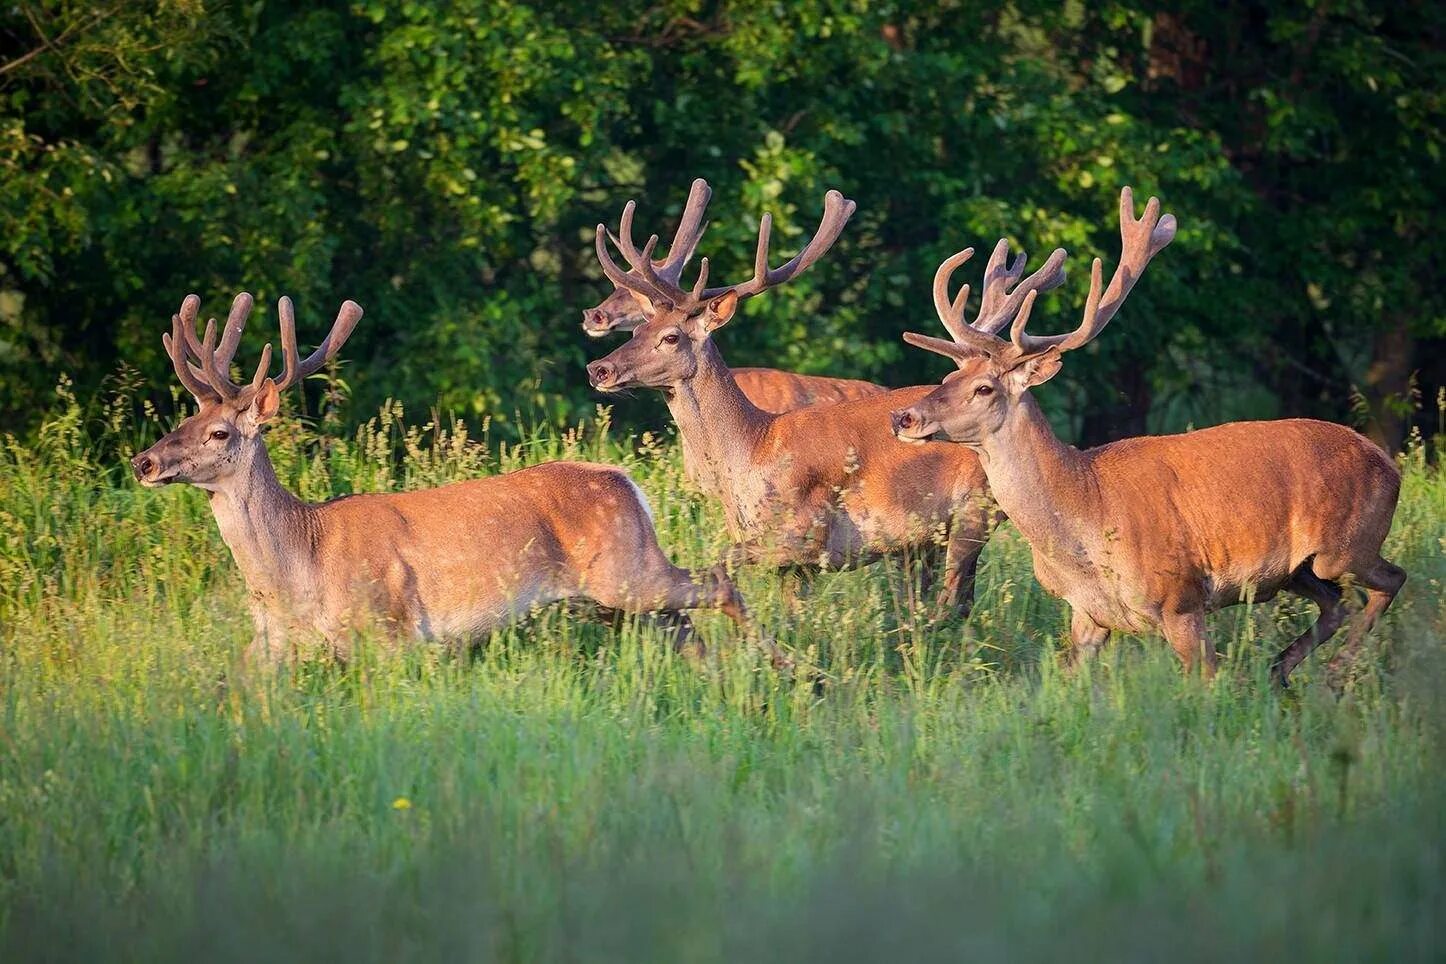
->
xmin=392 ymin=796 xmax=412 ymax=811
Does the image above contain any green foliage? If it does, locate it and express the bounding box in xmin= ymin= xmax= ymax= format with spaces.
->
xmin=1 ymin=2 xmax=1442 ymax=443
xmin=1 ymin=395 xmax=1444 ymax=959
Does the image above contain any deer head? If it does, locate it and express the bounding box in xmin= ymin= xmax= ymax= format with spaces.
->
xmin=585 ymin=180 xmax=856 ymax=392
xmin=891 ymin=187 xmax=1174 ymax=446
xmin=132 ymin=293 xmax=363 ymax=490
xmin=580 ymin=178 xmax=714 ymax=338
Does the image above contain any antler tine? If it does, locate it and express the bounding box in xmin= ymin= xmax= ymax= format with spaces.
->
xmin=277 ymin=296 xmax=300 ymax=389
xmin=197 ymin=316 xmax=239 ymax=398
xmin=614 ymin=200 xmax=644 ymax=266
xmin=783 ymin=191 xmax=857 ymax=279
xmin=974 ymin=240 xmax=1020 ymax=320
xmin=274 ymin=296 xmax=364 ymax=392
xmin=248 ymin=343 xmax=273 ymax=393
xmin=689 ymin=257 xmax=711 ymax=301
xmin=928 ymin=247 xmax=1010 ymax=362
xmin=699 ymin=189 xmax=857 ymax=302
xmin=597 ymin=191 xmax=693 ymax=308
xmin=974 ymin=246 xmax=1067 ymax=335
xmin=901 ymin=330 xmax=989 ymax=367
xmin=654 ymin=177 xmax=712 ymax=283
xmin=1011 ymin=186 xmax=1175 ymax=355
xmin=932 ymin=247 xmax=975 ymax=341
xmin=749 ymin=212 xmax=774 ymax=293
xmin=212 ymin=293 xmax=254 ymax=378
xmin=163 ymin=302 xmax=218 ymax=402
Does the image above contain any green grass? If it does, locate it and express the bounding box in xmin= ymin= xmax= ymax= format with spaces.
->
xmin=1 ymin=387 xmax=1443 ymax=962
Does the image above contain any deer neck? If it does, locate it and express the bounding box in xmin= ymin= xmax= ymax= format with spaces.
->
xmin=973 ymin=395 xmax=1098 ymax=553
xmin=663 ymin=341 xmax=770 ymax=493
xmin=203 ymin=443 xmax=317 ymax=604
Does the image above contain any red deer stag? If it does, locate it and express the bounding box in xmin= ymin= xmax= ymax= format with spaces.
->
xmin=585 ymin=183 xmax=1065 ymax=617
xmin=581 ymin=178 xmax=886 ymax=413
xmin=892 ymin=188 xmax=1404 ymax=685
xmin=132 ymin=293 xmax=754 ymax=666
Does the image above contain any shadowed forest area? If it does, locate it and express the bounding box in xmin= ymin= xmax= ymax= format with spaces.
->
xmin=2 ymin=1 xmax=1443 ymax=449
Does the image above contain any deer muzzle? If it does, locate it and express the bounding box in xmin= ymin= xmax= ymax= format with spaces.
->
xmin=587 ymin=359 xmax=622 ymax=391
xmin=131 ymin=440 xmax=181 ymax=486
xmin=581 ymin=308 xmax=619 ymax=338
xmin=890 ymin=406 xmax=939 ymax=445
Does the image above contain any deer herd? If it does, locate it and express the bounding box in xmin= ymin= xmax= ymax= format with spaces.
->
xmin=133 ymin=182 xmax=1405 ymax=687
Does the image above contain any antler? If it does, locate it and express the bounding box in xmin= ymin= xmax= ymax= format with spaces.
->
xmin=1010 ymin=186 xmax=1176 ymax=355
xmin=696 ymin=189 xmax=856 ymax=301
xmin=903 ymin=187 xmax=1175 ymax=369
xmin=652 ymin=177 xmax=711 ymax=285
xmin=901 ymin=240 xmax=1067 ymax=366
xmin=163 ymin=293 xmax=263 ymax=401
xmin=595 ymin=179 xmax=856 ymax=313
xmin=162 ymin=293 xmax=363 ymax=402
xmin=275 ymin=295 xmax=365 ymax=392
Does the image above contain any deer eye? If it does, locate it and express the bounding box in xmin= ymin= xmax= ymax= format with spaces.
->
xmin=210 ymin=429 xmax=230 ymax=441
xmin=661 ymin=332 xmax=680 ymax=346
xmin=974 ymin=384 xmax=994 ymax=398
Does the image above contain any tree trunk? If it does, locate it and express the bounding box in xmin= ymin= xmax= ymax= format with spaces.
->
xmin=1361 ymin=319 xmax=1414 ymax=454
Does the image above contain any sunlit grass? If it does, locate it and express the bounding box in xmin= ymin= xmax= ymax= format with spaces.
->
xmin=1 ymin=385 xmax=1442 ymax=961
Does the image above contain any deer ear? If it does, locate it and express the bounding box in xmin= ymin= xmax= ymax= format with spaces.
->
xmin=248 ymin=378 xmax=282 ymax=425
xmin=623 ymin=288 xmax=658 ymax=317
xmin=1002 ymin=348 xmax=1063 ymax=392
xmin=701 ymin=291 xmax=739 ymax=333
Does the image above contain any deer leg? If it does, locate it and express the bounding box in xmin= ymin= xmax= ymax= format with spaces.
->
xmin=1066 ymin=608 xmax=1109 ymax=670
xmin=1161 ymin=607 xmax=1216 ymax=679
xmin=593 ymin=557 xmax=788 ymax=669
xmin=935 ymin=499 xmax=998 ymax=619
xmin=1327 ymin=556 xmax=1405 ymax=672
xmin=241 ymin=605 xmax=291 ymax=670
xmin=1270 ymin=571 xmax=1347 ymax=687
xmin=778 ymin=564 xmax=817 ymax=613
xmin=650 ymin=611 xmax=706 ymax=662
xmin=934 ymin=528 xmax=982 ymax=619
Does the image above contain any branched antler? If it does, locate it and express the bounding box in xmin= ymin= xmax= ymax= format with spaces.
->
xmin=1009 ymin=187 xmax=1175 ymax=355
xmin=163 ymin=293 xmax=363 ymax=402
xmin=904 ymin=187 xmax=1175 ymax=369
xmin=596 ymin=179 xmax=856 ymax=313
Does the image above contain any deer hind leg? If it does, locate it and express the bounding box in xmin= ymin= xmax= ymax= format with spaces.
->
xmin=1270 ymin=568 xmax=1348 ymax=687
xmin=589 ymin=550 xmax=788 ymax=667
xmin=1161 ymin=607 xmax=1216 ymax=680
xmin=1327 ymin=556 xmax=1406 ymax=673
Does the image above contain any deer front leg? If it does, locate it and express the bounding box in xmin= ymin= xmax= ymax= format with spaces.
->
xmin=1161 ymin=607 xmax=1216 ymax=680
xmin=1065 ymin=608 xmax=1109 ymax=671
xmin=934 ymin=496 xmax=1001 ymax=620
xmin=242 ymin=602 xmax=291 ymax=671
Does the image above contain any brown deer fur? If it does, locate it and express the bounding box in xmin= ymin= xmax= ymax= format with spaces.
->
xmin=893 ymin=189 xmax=1404 ymax=684
xmin=583 ymin=184 xmax=1063 ymax=614
xmin=133 ymin=293 xmax=752 ymax=666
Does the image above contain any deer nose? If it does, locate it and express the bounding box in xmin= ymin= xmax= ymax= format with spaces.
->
xmin=581 ymin=308 xmax=608 ymax=332
xmin=132 ymin=453 xmax=155 ymax=480
xmin=890 ymin=408 xmax=919 ymax=435
xmin=587 ymin=360 xmax=616 ymax=388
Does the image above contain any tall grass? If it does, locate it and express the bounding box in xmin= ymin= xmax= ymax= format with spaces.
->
xmin=1 ymin=384 xmax=1442 ymax=961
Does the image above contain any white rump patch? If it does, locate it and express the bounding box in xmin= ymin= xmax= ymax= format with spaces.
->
xmin=621 ymin=475 xmax=655 ymax=525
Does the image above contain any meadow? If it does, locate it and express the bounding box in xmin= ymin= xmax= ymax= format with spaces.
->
xmin=1 ymin=384 xmax=1442 ymax=962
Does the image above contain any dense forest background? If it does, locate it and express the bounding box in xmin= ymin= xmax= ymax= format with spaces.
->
xmin=2 ymin=0 xmax=1442 ymax=450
